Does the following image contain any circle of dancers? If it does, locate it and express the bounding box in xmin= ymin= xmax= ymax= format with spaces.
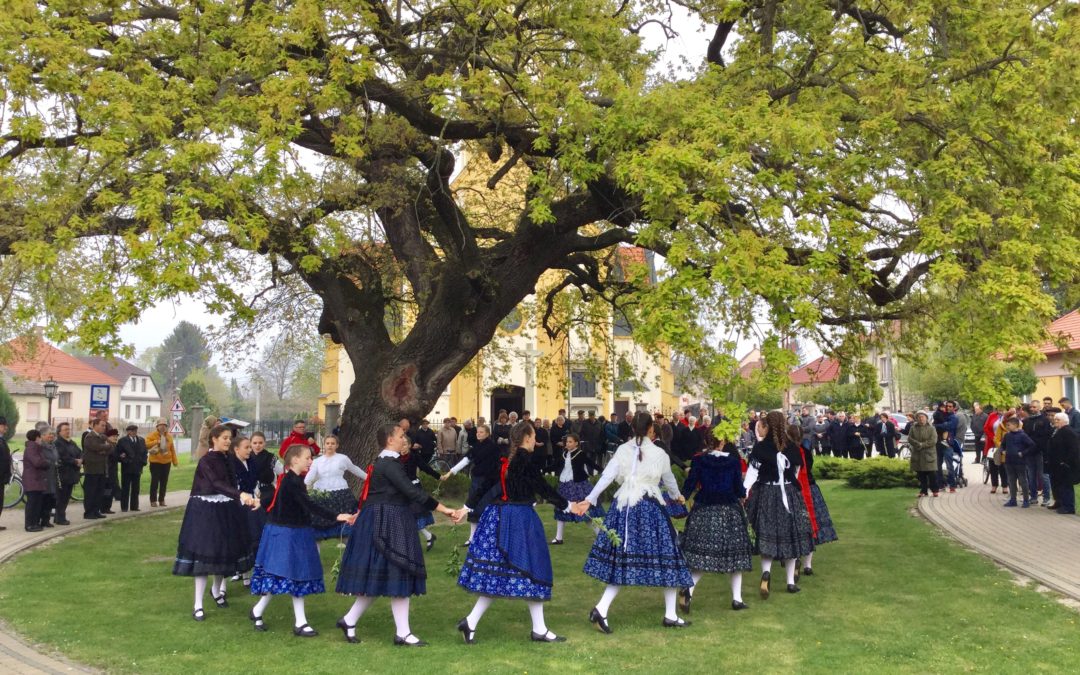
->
xmin=171 ymin=411 xmax=838 ymax=643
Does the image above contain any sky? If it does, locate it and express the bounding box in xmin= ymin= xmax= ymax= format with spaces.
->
xmin=114 ymin=7 xmax=818 ymax=379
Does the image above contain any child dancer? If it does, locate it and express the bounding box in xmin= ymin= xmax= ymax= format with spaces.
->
xmin=336 ymin=424 xmax=464 ymax=645
xmin=456 ymin=422 xmax=574 ymax=643
xmin=229 ymin=435 xmax=262 ymax=587
xmin=793 ymin=425 xmax=836 ymax=577
xmin=400 ymin=439 xmax=442 ymax=550
xmin=305 ymin=435 xmax=366 ymax=539
xmin=173 ymin=425 xmax=258 ymax=621
xmin=679 ymin=430 xmax=753 ymax=612
xmin=551 ymin=433 xmax=603 ymax=545
xmin=744 ymin=412 xmax=815 ymax=598
xmin=575 ymin=412 xmax=693 ymax=632
xmin=442 ymin=423 xmax=502 ymax=544
xmin=249 ymin=444 xmax=351 ymax=636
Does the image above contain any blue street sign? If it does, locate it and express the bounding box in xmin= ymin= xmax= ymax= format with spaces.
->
xmin=89 ymin=384 xmax=110 ymax=409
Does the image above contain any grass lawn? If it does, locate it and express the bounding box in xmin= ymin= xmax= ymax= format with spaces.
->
xmin=0 ymin=482 xmax=1076 ymax=674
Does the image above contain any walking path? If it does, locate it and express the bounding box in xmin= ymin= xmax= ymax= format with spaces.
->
xmin=918 ymin=468 xmax=1080 ymax=601
xmin=0 ymin=490 xmax=187 ymax=674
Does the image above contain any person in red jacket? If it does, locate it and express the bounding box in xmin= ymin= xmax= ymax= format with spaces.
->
xmin=983 ymin=406 xmax=1005 ymax=494
xmin=280 ymin=420 xmax=321 ymax=458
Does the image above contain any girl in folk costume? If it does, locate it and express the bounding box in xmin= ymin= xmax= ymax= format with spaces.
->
xmin=678 ymin=430 xmax=754 ymax=613
xmin=305 ymin=435 xmax=367 ymax=539
xmin=441 ymin=423 xmax=503 ymax=545
xmin=173 ymin=425 xmax=258 ymax=621
xmin=335 ymin=424 xmax=464 ymax=646
xmin=550 ymin=432 xmax=604 ymax=545
xmin=456 ymin=423 xmax=576 ymax=643
xmin=744 ymin=412 xmax=815 ymax=598
xmin=228 ymin=435 xmax=262 ymax=587
xmin=575 ymin=412 xmax=693 ymax=632
xmin=249 ymin=444 xmax=351 ymax=636
xmin=399 ymin=438 xmax=442 ymax=550
xmin=248 ymin=431 xmax=283 ymax=510
xmin=788 ymin=425 xmax=837 ymax=577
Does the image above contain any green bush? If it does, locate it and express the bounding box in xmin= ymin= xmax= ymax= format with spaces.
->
xmin=815 ymin=455 xmax=918 ymax=489
xmin=0 ymin=380 xmax=19 ymax=440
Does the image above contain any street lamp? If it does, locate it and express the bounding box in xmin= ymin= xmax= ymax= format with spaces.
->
xmin=44 ymin=376 xmax=59 ymax=425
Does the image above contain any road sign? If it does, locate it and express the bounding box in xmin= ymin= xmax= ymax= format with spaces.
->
xmin=170 ymin=397 xmax=186 ymax=414
xmin=169 ymin=420 xmax=186 ymax=435
xmin=89 ymin=385 xmax=110 ymax=410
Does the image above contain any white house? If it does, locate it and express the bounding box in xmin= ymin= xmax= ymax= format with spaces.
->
xmin=77 ymin=356 xmax=164 ymax=426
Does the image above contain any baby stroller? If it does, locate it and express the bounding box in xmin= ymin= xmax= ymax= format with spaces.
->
xmin=950 ymin=439 xmax=968 ymax=488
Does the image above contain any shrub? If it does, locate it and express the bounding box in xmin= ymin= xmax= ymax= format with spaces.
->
xmin=815 ymin=455 xmax=918 ymax=489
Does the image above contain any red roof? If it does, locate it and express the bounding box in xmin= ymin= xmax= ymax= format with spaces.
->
xmin=1038 ymin=309 xmax=1080 ymax=355
xmin=3 ymin=337 xmax=120 ymax=386
xmin=790 ymin=356 xmax=841 ymax=385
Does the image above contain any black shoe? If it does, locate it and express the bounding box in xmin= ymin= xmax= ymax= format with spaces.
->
xmin=192 ymin=608 xmax=205 ymax=622
xmin=662 ymin=617 xmax=691 ymax=628
xmin=457 ymin=617 xmax=476 ymax=644
xmin=336 ymin=618 xmax=358 ymax=643
xmin=803 ymin=567 xmax=814 ymax=576
xmin=120 ymin=509 xmax=128 ymax=513
xmin=25 ymin=526 xmax=43 ymax=532
xmin=250 ymin=610 xmax=266 ymax=632
xmin=42 ymin=522 xmax=54 ymax=528
xmin=130 ymin=508 xmax=141 ymax=512
xmin=393 ymin=633 xmax=428 ymax=647
xmin=550 ymin=538 xmax=564 ymax=545
xmin=759 ymin=571 xmax=771 ymax=599
xmin=589 ymin=607 xmax=612 ymax=634
xmin=732 ymin=600 xmax=749 ymax=611
xmin=84 ymin=514 xmax=104 ymax=520
xmin=101 ymin=510 xmax=115 ymax=514
xmin=1057 ymin=509 xmax=1076 ymax=515
xmin=293 ymin=624 xmax=318 ymax=638
xmin=679 ymin=587 xmax=692 ymax=614
xmin=426 ymin=533 xmax=437 ymax=551
xmin=787 ymin=584 xmax=801 ymax=594
xmin=54 ymin=519 xmax=71 ymax=525
xmin=530 ymin=630 xmax=567 ymax=642
xmin=213 ymin=593 xmax=228 ymax=608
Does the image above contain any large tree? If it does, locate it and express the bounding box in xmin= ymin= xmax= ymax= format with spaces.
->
xmin=2 ymin=1 xmax=1079 ymax=462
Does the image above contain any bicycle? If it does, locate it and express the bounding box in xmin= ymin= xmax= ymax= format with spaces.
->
xmin=982 ymin=454 xmax=991 ymax=485
xmin=428 ymin=454 xmax=451 ymax=475
xmin=4 ymin=454 xmax=24 ymax=509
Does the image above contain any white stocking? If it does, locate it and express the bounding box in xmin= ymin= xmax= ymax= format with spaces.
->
xmin=420 ymin=528 xmax=433 ymax=541
xmin=730 ymin=573 xmax=743 ymax=603
xmin=466 ymin=595 xmax=493 ymax=629
xmin=689 ymin=571 xmax=704 ymax=596
xmin=803 ymin=551 xmax=814 ymax=568
xmin=391 ymin=597 xmax=418 ymax=643
xmin=527 ymin=601 xmax=548 ymax=635
xmin=663 ymin=588 xmax=679 ymax=621
xmin=595 ymin=584 xmax=620 ymax=617
xmin=193 ymin=576 xmax=207 ymax=611
xmin=784 ymin=558 xmax=797 ymax=585
xmin=761 ymin=557 xmax=773 ymax=575
xmin=252 ymin=594 xmax=271 ymax=617
xmin=291 ymin=596 xmax=308 ymax=628
xmin=343 ymin=595 xmax=374 ymax=637
xmin=468 ymin=523 xmax=478 ymax=542
xmin=210 ymin=574 xmax=224 ymax=598
xmin=555 ymin=521 xmax=565 ymax=541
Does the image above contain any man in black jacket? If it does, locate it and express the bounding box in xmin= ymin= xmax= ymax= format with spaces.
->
xmin=116 ymin=424 xmax=148 ymax=512
xmin=1022 ymin=401 xmax=1053 ymax=506
xmin=53 ymin=422 xmax=82 ymax=525
xmin=828 ymin=412 xmax=851 ymax=458
xmin=1047 ymin=413 xmax=1079 ymax=514
xmin=0 ymin=417 xmax=10 ymax=529
xmin=872 ymin=413 xmax=899 ymax=458
xmin=411 ymin=419 xmax=438 ymax=471
xmin=82 ymin=417 xmax=111 ymax=519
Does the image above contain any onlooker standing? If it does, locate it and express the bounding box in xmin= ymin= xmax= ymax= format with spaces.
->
xmin=279 ymin=418 xmax=319 ymax=458
xmin=952 ymin=401 xmax=971 ymax=464
xmin=908 ymin=412 xmax=939 ymax=497
xmin=116 ymin=424 xmax=148 ymax=512
xmin=970 ymin=403 xmax=988 ymax=465
xmin=0 ymin=417 xmax=10 ymax=529
xmin=22 ymin=429 xmax=56 ymax=531
xmin=82 ymin=417 xmax=111 ymax=520
xmin=872 ymin=413 xmax=899 ymax=458
xmin=436 ymin=418 xmax=458 ymax=459
xmin=53 ymin=422 xmax=82 ymax=525
xmin=102 ymin=427 xmax=121 ymax=513
xmin=39 ymin=427 xmax=60 ymax=528
xmin=828 ymin=412 xmax=851 ymax=458
xmin=1002 ymin=417 xmax=1034 ymax=507
xmin=145 ymin=419 xmax=178 ymax=507
xmin=1047 ymin=412 xmax=1079 ymax=515
xmin=1059 ymin=398 xmax=1080 ymax=433
xmin=1021 ymin=401 xmax=1052 ymax=506
xmin=799 ymin=406 xmax=815 ymax=453
xmin=411 ymin=418 xmax=438 ymax=468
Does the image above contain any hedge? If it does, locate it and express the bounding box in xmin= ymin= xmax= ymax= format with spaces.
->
xmin=815 ymin=455 xmax=919 ymax=489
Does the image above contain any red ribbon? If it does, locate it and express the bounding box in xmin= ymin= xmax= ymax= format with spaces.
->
xmin=796 ymin=446 xmax=819 ymax=537
xmin=359 ymin=464 xmax=374 ymax=503
xmin=499 ymin=457 xmax=510 ymax=501
xmin=265 ymin=473 xmax=285 ymax=513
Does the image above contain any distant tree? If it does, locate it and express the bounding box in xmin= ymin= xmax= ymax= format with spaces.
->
xmin=0 ymin=380 xmax=19 ymax=439
xmin=177 ymin=379 xmax=213 ymax=434
xmin=1001 ymin=364 xmax=1039 ymax=400
xmin=152 ymin=322 xmax=211 ymax=396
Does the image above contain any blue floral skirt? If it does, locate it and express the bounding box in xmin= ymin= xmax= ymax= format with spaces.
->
xmin=810 ymin=484 xmax=838 ymax=545
xmin=248 ymin=524 xmax=325 ymax=597
xmin=554 ymin=480 xmax=605 ymax=523
xmin=173 ymin=498 xmax=255 ymax=577
xmin=336 ymin=503 xmax=426 ymax=597
xmin=583 ymin=498 xmax=693 ymax=587
xmin=458 ymin=504 xmax=553 ymax=600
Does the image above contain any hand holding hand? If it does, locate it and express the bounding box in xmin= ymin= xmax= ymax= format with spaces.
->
xmin=346 ymin=512 xmax=359 ymax=526
xmin=570 ymin=501 xmax=591 ymax=517
xmin=675 ymin=495 xmax=687 ymax=505
xmin=450 ymin=508 xmax=468 ymax=524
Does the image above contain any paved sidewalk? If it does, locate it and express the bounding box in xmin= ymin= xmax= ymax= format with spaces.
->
xmin=918 ymin=471 xmax=1080 ymax=600
xmin=0 ymin=489 xmax=188 ymax=674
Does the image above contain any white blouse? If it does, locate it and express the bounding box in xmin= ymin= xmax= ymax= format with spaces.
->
xmin=304 ymin=453 xmax=367 ymax=491
xmin=585 ymin=437 xmax=680 ymax=509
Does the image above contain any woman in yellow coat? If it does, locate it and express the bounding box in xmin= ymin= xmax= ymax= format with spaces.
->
xmin=146 ymin=419 xmax=179 ymax=507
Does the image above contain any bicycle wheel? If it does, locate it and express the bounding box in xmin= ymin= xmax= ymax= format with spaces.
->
xmin=4 ymin=476 xmax=24 ymax=509
xmin=432 ymin=459 xmax=451 ymax=474
xmin=982 ymin=457 xmax=991 ymax=485
xmin=71 ymin=478 xmax=85 ymax=502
